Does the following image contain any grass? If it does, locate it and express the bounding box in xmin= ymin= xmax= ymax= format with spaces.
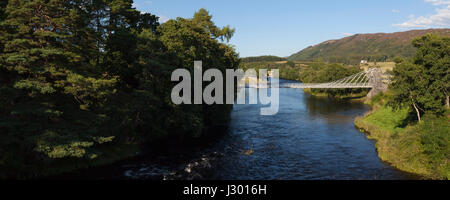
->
xmin=363 ymin=106 xmax=409 ymax=133
xmin=355 ymin=100 xmax=449 ymax=179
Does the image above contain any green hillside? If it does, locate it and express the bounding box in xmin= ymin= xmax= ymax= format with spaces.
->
xmin=288 ymin=29 xmax=450 ymax=64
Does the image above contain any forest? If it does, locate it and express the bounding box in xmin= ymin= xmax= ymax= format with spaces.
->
xmin=0 ymin=1 xmax=238 ymax=178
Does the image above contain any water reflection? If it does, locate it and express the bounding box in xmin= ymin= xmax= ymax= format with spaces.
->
xmin=303 ymin=93 xmax=369 ymax=124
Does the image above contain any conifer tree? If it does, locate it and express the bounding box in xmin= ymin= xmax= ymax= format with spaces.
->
xmin=0 ymin=2 xmax=239 ymax=178
xmin=0 ymin=0 xmax=117 ymax=174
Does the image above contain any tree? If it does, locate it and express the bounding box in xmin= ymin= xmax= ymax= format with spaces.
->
xmin=0 ymin=0 xmax=119 ymax=165
xmin=389 ymin=62 xmax=427 ymax=122
xmin=192 ymin=8 xmax=235 ymax=43
xmin=389 ymin=34 xmax=449 ymax=122
xmin=158 ymin=8 xmax=238 ymax=135
xmin=0 ymin=1 xmax=239 ymax=178
xmin=286 ymin=61 xmax=295 ymax=67
xmin=411 ymin=34 xmax=449 ymax=110
xmin=0 ymin=0 xmax=6 ymax=21
xmin=393 ymin=56 xmax=405 ymax=64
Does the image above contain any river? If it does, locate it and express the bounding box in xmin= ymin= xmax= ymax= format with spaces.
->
xmin=57 ymin=79 xmax=416 ymax=180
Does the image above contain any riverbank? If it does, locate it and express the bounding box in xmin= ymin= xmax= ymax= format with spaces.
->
xmin=44 ymin=125 xmax=230 ymax=180
xmin=302 ymin=88 xmax=368 ymax=101
xmin=0 ymin=143 xmax=140 ymax=179
xmin=354 ymin=96 xmax=449 ymax=180
xmin=1 ymin=124 xmax=230 ymax=179
xmin=51 ymin=147 xmax=225 ymax=180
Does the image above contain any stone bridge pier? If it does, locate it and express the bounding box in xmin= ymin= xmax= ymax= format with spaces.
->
xmin=366 ymin=68 xmax=388 ymax=99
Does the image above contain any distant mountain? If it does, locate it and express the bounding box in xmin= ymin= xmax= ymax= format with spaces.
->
xmin=288 ymin=29 xmax=450 ymax=64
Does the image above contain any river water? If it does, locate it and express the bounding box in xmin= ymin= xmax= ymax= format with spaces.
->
xmin=212 ymin=79 xmax=413 ymax=180
xmin=58 ymin=79 xmax=416 ymax=180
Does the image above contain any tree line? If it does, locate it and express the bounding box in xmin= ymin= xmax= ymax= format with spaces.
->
xmin=0 ymin=0 xmax=238 ymax=178
xmin=241 ymin=55 xmax=286 ymax=63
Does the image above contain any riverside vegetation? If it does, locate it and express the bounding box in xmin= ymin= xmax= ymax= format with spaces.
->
xmin=0 ymin=1 xmax=238 ymax=179
xmin=355 ymin=34 xmax=449 ymax=179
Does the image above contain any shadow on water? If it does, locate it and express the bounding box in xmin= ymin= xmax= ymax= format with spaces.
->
xmin=304 ymin=94 xmax=367 ymax=116
xmin=303 ymin=93 xmax=370 ymax=125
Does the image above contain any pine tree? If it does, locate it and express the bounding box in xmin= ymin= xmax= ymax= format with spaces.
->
xmin=0 ymin=0 xmax=118 ymax=177
xmin=0 ymin=2 xmax=239 ymax=178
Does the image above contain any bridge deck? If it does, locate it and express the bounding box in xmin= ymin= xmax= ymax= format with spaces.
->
xmin=241 ymin=68 xmax=383 ymax=89
xmin=278 ymin=83 xmax=373 ymax=89
xmin=244 ymin=83 xmax=373 ymax=89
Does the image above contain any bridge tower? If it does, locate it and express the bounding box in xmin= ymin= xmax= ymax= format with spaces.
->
xmin=366 ymin=68 xmax=387 ymax=99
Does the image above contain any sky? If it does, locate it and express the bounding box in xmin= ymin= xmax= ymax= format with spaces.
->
xmin=133 ymin=0 xmax=450 ymax=58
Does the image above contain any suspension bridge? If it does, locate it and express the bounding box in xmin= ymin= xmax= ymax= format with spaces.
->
xmin=246 ymin=68 xmax=388 ymax=98
xmin=278 ymin=68 xmax=385 ymax=89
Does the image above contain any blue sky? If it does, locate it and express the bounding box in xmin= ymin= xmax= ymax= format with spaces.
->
xmin=133 ymin=0 xmax=450 ymax=58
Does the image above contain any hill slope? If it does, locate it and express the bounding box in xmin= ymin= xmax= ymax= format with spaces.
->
xmin=288 ymin=29 xmax=450 ymax=64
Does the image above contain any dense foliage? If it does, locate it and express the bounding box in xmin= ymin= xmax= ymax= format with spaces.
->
xmin=388 ymin=34 xmax=449 ymax=122
xmin=0 ymin=1 xmax=238 ymax=178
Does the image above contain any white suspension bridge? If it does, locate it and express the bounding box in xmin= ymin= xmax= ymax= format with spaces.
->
xmin=278 ymin=68 xmax=385 ymax=89
xmin=244 ymin=68 xmax=388 ymax=98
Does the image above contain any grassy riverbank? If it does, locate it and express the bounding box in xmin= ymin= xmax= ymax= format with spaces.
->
xmin=354 ymin=94 xmax=449 ymax=179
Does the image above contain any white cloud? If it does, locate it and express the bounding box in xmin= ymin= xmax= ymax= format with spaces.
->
xmin=392 ymin=9 xmax=400 ymax=13
xmin=425 ymin=0 xmax=450 ymax=6
xmin=394 ymin=0 xmax=450 ymax=28
xmin=158 ymin=15 xmax=170 ymax=23
xmin=341 ymin=33 xmax=354 ymax=37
